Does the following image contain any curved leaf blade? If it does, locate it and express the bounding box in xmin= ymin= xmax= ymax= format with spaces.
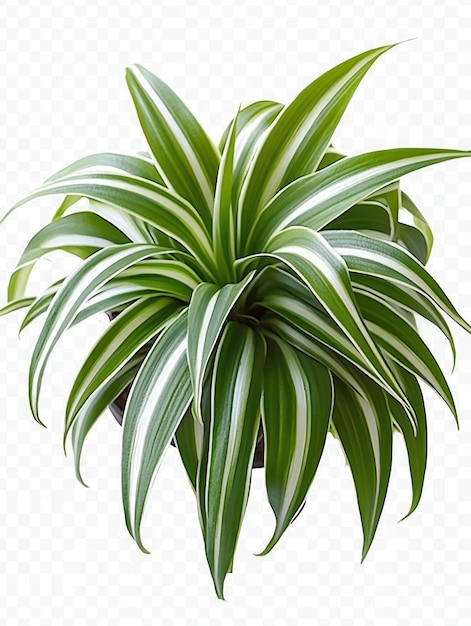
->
xmin=65 ymin=296 xmax=182 ymax=440
xmin=69 ymin=354 xmax=143 ymax=487
xmin=384 ymin=359 xmax=427 ymax=520
xmin=196 ymin=322 xmax=265 ymax=599
xmin=351 ymin=272 xmax=456 ymax=366
xmin=218 ymin=100 xmax=283 ymax=217
xmin=126 ymin=64 xmax=220 ymax=223
xmin=258 ymin=334 xmax=333 ymax=555
xmin=121 ymin=309 xmax=192 ymax=551
xmin=239 ymin=43 xmax=399 ymax=243
xmin=28 ymin=244 xmax=163 ymax=423
xmin=187 ymin=271 xmax=256 ymax=423
xmin=323 ymin=229 xmax=471 ymax=334
xmin=8 ymin=212 xmax=130 ymax=301
xmin=44 ymin=151 xmax=165 ymax=185
xmin=331 ymin=373 xmax=393 ymax=562
xmin=239 ymin=226 xmax=415 ymax=423
xmin=356 ymin=291 xmax=457 ymax=425
xmin=247 ymin=148 xmax=471 ymax=252
xmin=3 ymin=172 xmax=217 ymax=279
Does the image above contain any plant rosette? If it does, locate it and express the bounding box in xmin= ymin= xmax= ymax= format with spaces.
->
xmin=2 ymin=41 xmax=471 ymax=600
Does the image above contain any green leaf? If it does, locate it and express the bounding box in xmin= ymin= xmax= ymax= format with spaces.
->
xmin=187 ymin=272 xmax=256 ymax=423
xmin=218 ymin=100 xmax=283 ymax=216
xmin=174 ymin=408 xmax=204 ymax=492
xmin=324 ymin=200 xmax=392 ymax=237
xmin=69 ymin=354 xmax=143 ymax=487
xmin=0 ymin=297 xmax=35 ymax=318
xmin=117 ymin=258 xmax=202 ymax=302
xmin=44 ymin=151 xmax=165 ymax=185
xmin=256 ymin=283 xmax=400 ymax=397
xmin=8 ymin=212 xmax=130 ymax=301
xmin=85 ymin=199 xmax=159 ymax=245
xmin=247 ymin=148 xmax=471 ymax=252
xmin=400 ymin=190 xmax=433 ymax=263
xmin=196 ymin=322 xmax=265 ymax=599
xmin=260 ymin=313 xmax=367 ymax=396
xmin=238 ymin=226 xmax=415 ymax=423
xmin=212 ymin=107 xmax=240 ymax=280
xmin=331 ymin=372 xmax=393 ymax=562
xmin=28 ymin=243 xmax=164 ymax=424
xmin=257 ymin=333 xmax=333 ymax=555
xmin=384 ymin=360 xmax=427 ymax=520
xmin=351 ymin=272 xmax=456 ymax=367
xmin=355 ymin=291 xmax=457 ymax=426
xmin=121 ymin=309 xmax=192 ymax=551
xmin=3 ymin=172 xmax=218 ymax=280
xmin=126 ymin=64 xmax=220 ymax=223
xmin=64 ymin=296 xmax=182 ymax=442
xmin=238 ymin=43 xmax=400 ymax=244
xmin=322 ymin=229 xmax=471 ymax=334
xmin=397 ymin=223 xmax=428 ymax=264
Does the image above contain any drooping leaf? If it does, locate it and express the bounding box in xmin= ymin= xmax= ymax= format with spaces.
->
xmin=69 ymin=353 xmax=144 ymax=487
xmin=323 ymin=229 xmax=471 ymax=334
xmin=3 ymin=172 xmax=218 ymax=280
xmin=45 ymin=151 xmax=165 ymax=185
xmin=187 ymin=272 xmax=256 ymax=423
xmin=257 ymin=332 xmax=333 ymax=555
xmin=121 ymin=309 xmax=192 ymax=551
xmin=238 ymin=225 xmax=415 ymax=422
xmin=196 ymin=322 xmax=265 ymax=599
xmin=65 ymin=296 xmax=182 ymax=441
xmin=355 ymin=291 xmax=457 ymax=426
xmin=174 ymin=407 xmax=204 ymax=492
xmin=28 ymin=244 xmax=165 ymax=423
xmin=384 ymin=359 xmax=427 ymax=520
xmin=8 ymin=212 xmax=130 ymax=301
xmin=331 ymin=372 xmax=393 ymax=562
xmin=351 ymin=272 xmax=456 ymax=366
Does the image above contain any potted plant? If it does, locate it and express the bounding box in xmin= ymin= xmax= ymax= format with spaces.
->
xmin=1 ymin=41 xmax=470 ymax=600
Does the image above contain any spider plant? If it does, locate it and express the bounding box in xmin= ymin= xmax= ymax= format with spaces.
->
xmin=1 ymin=41 xmax=470 ymax=600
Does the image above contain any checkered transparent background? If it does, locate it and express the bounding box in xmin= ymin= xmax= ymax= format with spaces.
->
xmin=1 ymin=0 xmax=471 ymax=624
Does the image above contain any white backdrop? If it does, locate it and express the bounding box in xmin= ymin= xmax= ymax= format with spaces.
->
xmin=1 ymin=1 xmax=471 ymax=624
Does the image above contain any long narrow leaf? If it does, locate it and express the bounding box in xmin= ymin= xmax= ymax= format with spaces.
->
xmin=384 ymin=359 xmax=427 ymax=520
xmin=238 ymin=226 xmax=415 ymax=423
xmin=126 ymin=64 xmax=220 ymax=223
xmin=196 ymin=322 xmax=265 ymax=599
xmin=257 ymin=333 xmax=333 ymax=555
xmin=212 ymin=108 xmax=239 ymax=280
xmin=351 ymin=272 xmax=456 ymax=366
xmin=3 ymin=172 xmax=218 ymax=280
xmin=121 ymin=309 xmax=192 ymax=551
xmin=28 ymin=244 xmax=164 ymax=423
xmin=8 ymin=212 xmax=130 ymax=301
xmin=356 ymin=291 xmax=457 ymax=425
xmin=65 ymin=296 xmax=182 ymax=440
xmin=247 ymin=148 xmax=471 ymax=252
xmin=218 ymin=100 xmax=283 ymax=215
xmin=174 ymin=408 xmax=204 ymax=492
xmin=331 ymin=373 xmax=393 ymax=562
xmin=322 ymin=229 xmax=471 ymax=334
xmin=187 ymin=272 xmax=256 ymax=423
xmin=69 ymin=354 xmax=144 ymax=487
xmin=45 ymin=151 xmax=165 ymax=185
xmin=238 ymin=43 xmax=399 ymax=243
